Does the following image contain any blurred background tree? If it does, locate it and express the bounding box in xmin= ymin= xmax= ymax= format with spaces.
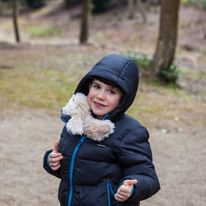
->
xmin=128 ymin=0 xmax=147 ymax=23
xmin=25 ymin=0 xmax=47 ymax=9
xmin=148 ymin=0 xmax=181 ymax=83
xmin=80 ymin=0 xmax=92 ymax=44
xmin=12 ymin=0 xmax=20 ymax=42
xmin=1 ymin=0 xmax=205 ymax=83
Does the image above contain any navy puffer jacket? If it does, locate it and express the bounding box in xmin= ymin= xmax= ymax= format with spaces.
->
xmin=43 ymin=54 xmax=160 ymax=206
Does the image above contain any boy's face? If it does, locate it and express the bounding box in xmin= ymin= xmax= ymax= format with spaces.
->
xmin=88 ymin=79 xmax=123 ymax=120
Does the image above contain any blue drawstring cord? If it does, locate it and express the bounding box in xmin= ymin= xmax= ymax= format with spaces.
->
xmin=103 ymin=114 xmax=109 ymax=120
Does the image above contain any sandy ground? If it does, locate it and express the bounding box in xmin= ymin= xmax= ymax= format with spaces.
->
xmin=0 ymin=106 xmax=205 ymax=206
xmin=0 ymin=1 xmax=206 ymax=206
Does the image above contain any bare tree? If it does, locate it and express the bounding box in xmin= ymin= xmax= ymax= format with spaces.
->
xmin=80 ymin=0 xmax=92 ymax=44
xmin=199 ymin=0 xmax=206 ymax=39
xmin=0 ymin=0 xmax=4 ymax=15
xmin=149 ymin=0 xmax=180 ymax=81
xmin=128 ymin=0 xmax=134 ymax=19
xmin=137 ymin=0 xmax=147 ymax=23
xmin=128 ymin=0 xmax=147 ymax=23
xmin=12 ymin=0 xmax=21 ymax=42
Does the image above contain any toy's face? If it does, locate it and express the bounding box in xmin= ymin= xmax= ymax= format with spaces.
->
xmin=88 ymin=80 xmax=123 ymax=120
xmin=69 ymin=94 xmax=88 ymax=110
xmin=68 ymin=96 xmax=76 ymax=110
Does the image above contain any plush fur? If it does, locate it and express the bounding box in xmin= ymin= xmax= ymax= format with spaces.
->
xmin=62 ymin=93 xmax=115 ymax=141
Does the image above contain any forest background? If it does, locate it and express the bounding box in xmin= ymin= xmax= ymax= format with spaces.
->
xmin=0 ymin=0 xmax=206 ymax=206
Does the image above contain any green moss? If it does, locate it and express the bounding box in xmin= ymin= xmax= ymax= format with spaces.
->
xmin=181 ymin=69 xmax=200 ymax=80
xmin=26 ymin=26 xmax=62 ymax=37
xmin=0 ymin=22 xmax=12 ymax=29
xmin=141 ymin=79 xmax=162 ymax=87
xmin=0 ymin=67 xmax=77 ymax=110
xmin=127 ymin=105 xmax=164 ymax=116
xmin=200 ymin=71 xmax=206 ymax=78
xmin=93 ymin=33 xmax=103 ymax=43
xmin=142 ymin=78 xmax=193 ymax=100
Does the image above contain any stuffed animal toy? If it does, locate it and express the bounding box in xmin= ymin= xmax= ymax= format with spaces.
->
xmin=62 ymin=93 xmax=115 ymax=141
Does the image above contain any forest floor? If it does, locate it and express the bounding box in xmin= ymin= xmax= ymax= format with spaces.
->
xmin=0 ymin=1 xmax=206 ymax=206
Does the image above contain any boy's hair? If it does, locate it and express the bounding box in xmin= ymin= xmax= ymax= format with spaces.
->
xmin=89 ymin=77 xmax=123 ymax=93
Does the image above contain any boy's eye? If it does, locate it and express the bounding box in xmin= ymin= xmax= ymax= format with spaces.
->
xmin=108 ymin=90 xmax=115 ymax=94
xmin=93 ymin=84 xmax=100 ymax=89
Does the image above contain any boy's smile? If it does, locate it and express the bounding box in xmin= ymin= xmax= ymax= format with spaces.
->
xmin=88 ymin=80 xmax=123 ymax=120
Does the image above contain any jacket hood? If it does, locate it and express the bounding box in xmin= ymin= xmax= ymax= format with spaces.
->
xmin=75 ymin=54 xmax=139 ymax=121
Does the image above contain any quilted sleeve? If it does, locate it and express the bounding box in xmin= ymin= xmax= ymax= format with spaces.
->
xmin=43 ymin=149 xmax=62 ymax=179
xmin=117 ymin=127 xmax=160 ymax=202
xmin=42 ymin=125 xmax=68 ymax=179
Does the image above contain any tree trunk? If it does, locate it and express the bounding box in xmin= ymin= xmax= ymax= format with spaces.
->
xmin=80 ymin=0 xmax=91 ymax=44
xmin=12 ymin=0 xmax=20 ymax=43
xmin=128 ymin=0 xmax=134 ymax=19
xmin=137 ymin=0 xmax=147 ymax=23
xmin=150 ymin=0 xmax=180 ymax=76
xmin=0 ymin=0 xmax=4 ymax=15
xmin=199 ymin=0 xmax=206 ymax=39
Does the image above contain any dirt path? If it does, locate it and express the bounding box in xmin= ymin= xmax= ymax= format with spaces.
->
xmin=0 ymin=107 xmax=205 ymax=206
xmin=0 ymin=108 xmax=62 ymax=206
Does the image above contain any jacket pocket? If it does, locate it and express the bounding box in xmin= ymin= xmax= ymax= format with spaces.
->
xmin=73 ymin=183 xmax=107 ymax=206
xmin=71 ymin=181 xmax=119 ymax=206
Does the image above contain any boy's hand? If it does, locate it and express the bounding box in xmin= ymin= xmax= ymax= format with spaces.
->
xmin=115 ymin=179 xmax=137 ymax=202
xmin=48 ymin=140 xmax=63 ymax=171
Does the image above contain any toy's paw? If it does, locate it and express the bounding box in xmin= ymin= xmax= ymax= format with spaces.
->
xmin=84 ymin=118 xmax=115 ymax=141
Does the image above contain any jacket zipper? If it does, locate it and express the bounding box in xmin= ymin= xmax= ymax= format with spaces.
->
xmin=107 ymin=183 xmax=119 ymax=206
xmin=68 ymin=135 xmax=87 ymax=206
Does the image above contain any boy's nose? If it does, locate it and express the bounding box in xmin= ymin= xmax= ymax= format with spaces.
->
xmin=97 ymin=91 xmax=105 ymax=100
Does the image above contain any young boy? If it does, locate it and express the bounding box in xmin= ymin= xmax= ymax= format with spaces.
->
xmin=43 ymin=54 xmax=160 ymax=206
